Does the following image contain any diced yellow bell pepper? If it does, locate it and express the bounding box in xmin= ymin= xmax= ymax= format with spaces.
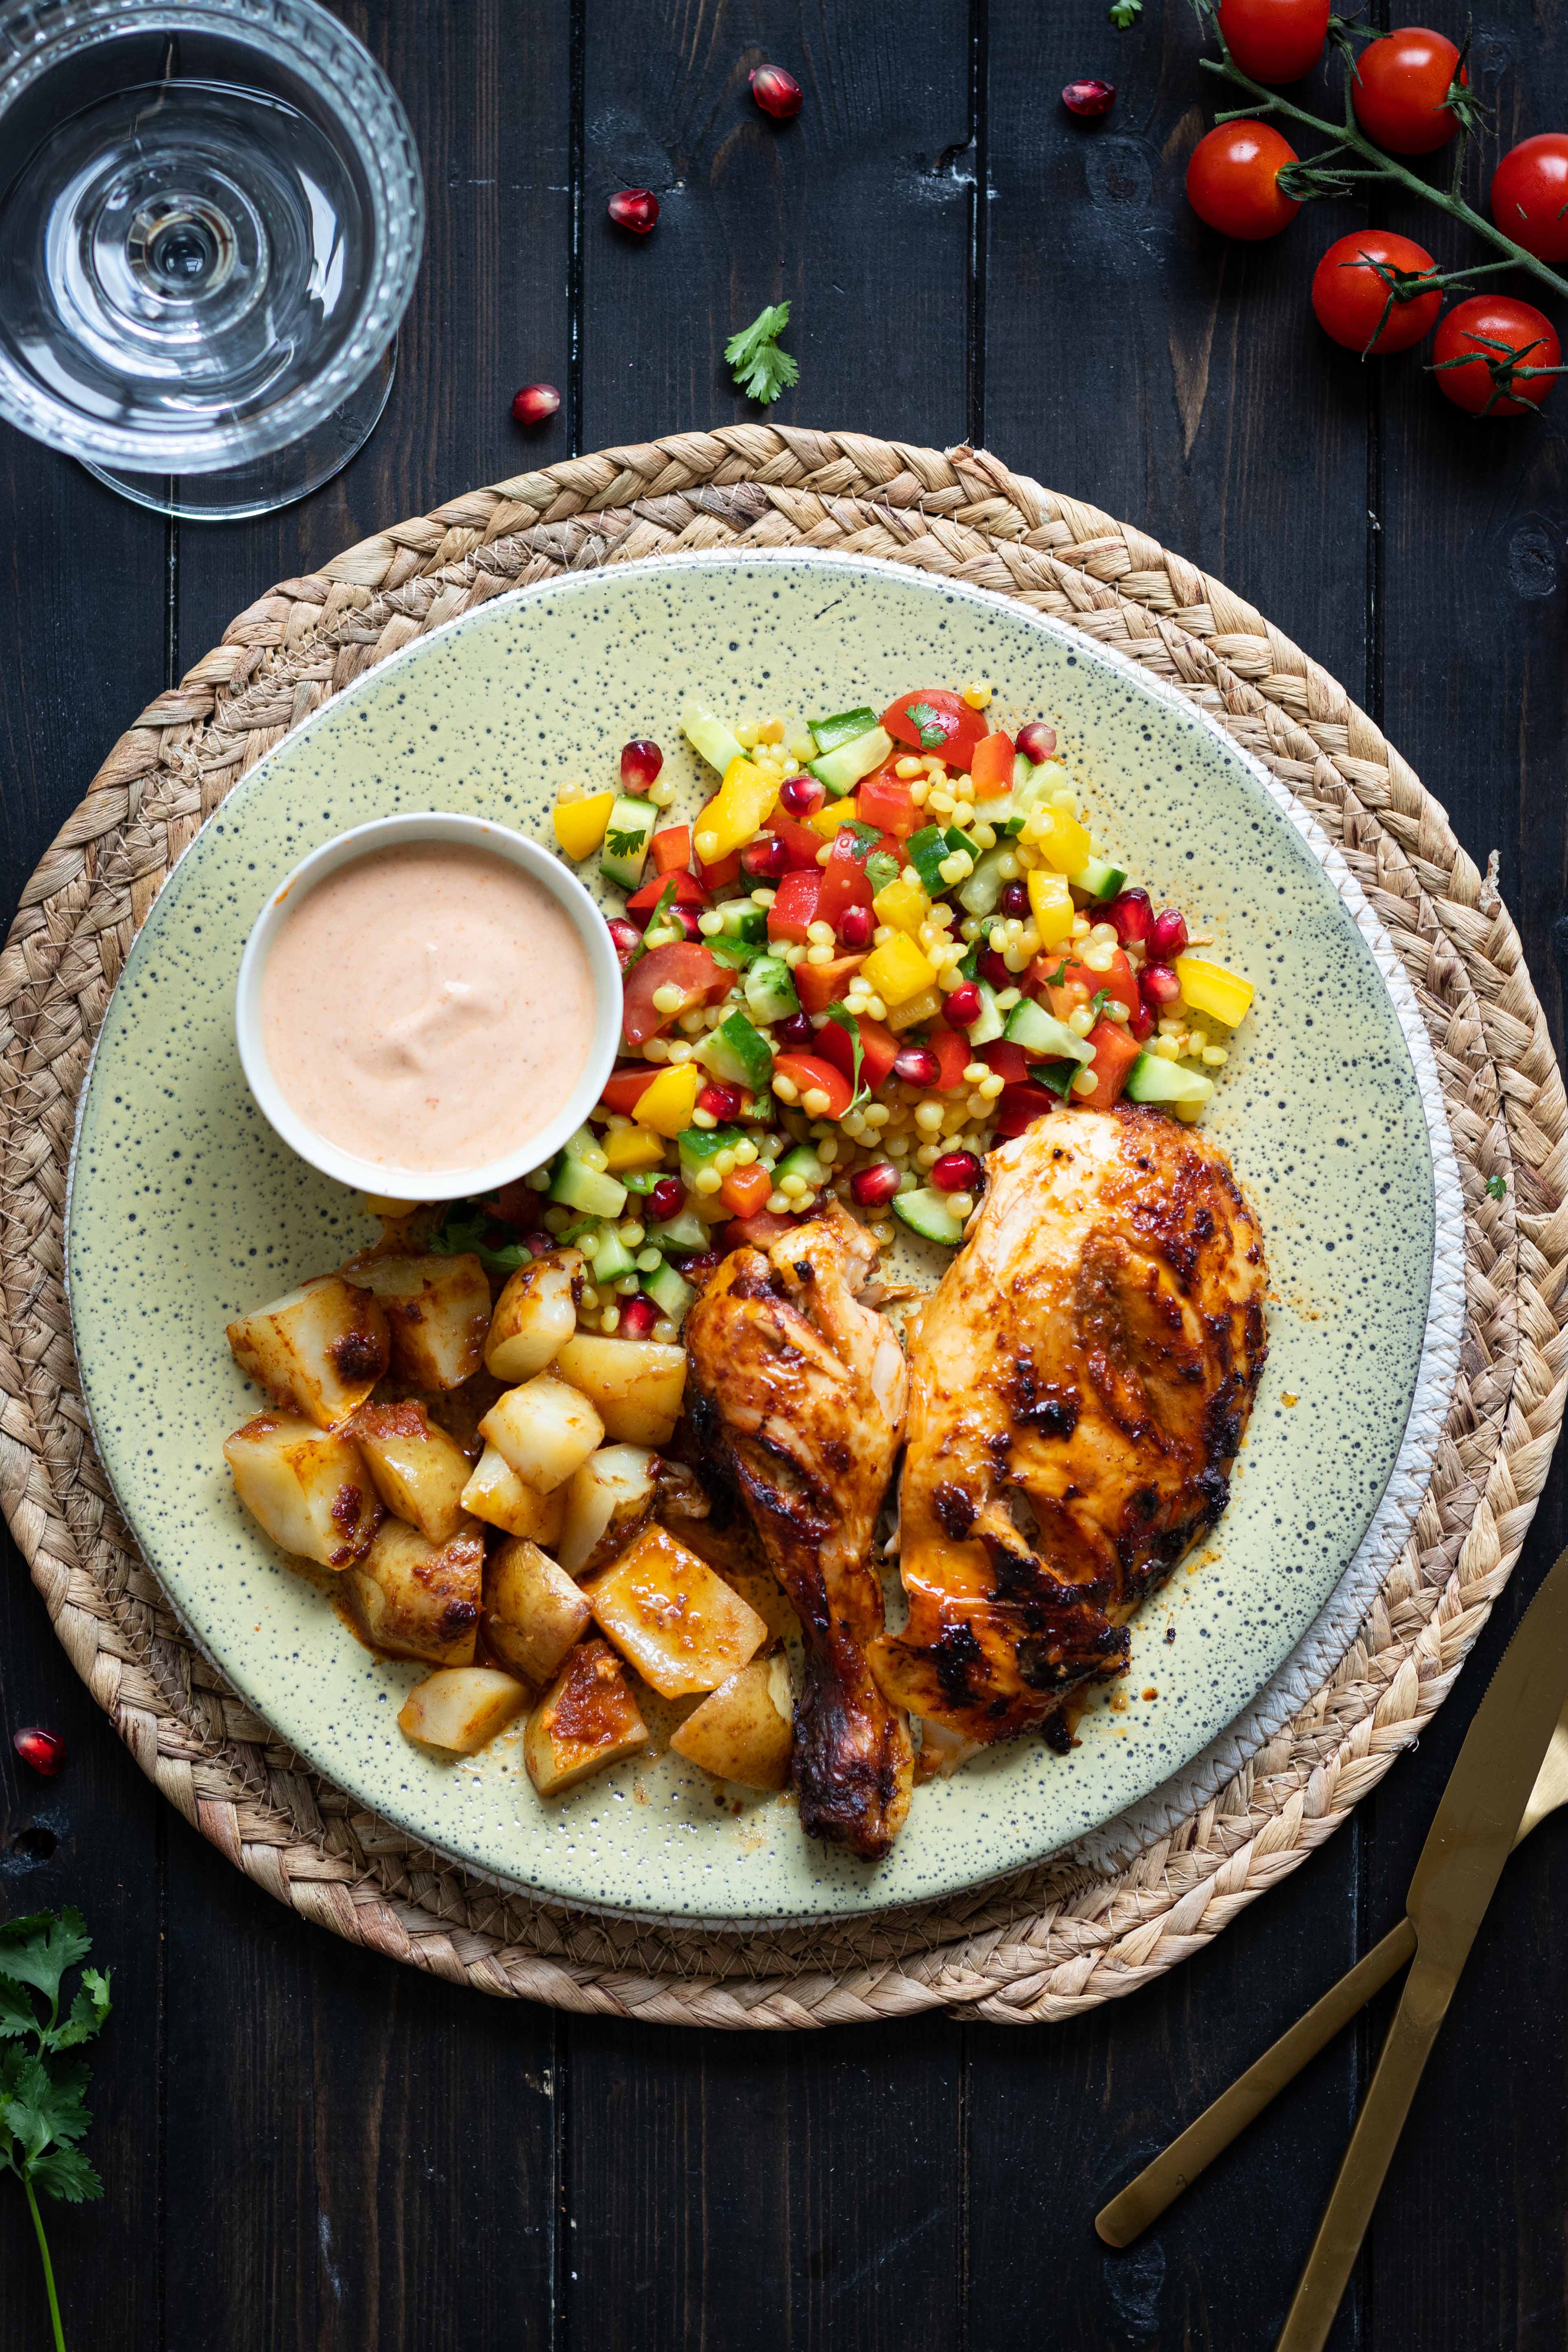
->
xmin=631 ymin=1064 xmax=702 ymax=1137
xmin=1026 ymin=868 xmax=1075 ymax=946
xmin=809 ymin=800 xmax=857 ymax=839
xmin=1175 ymin=955 xmax=1255 ymax=1026
xmin=872 ymin=877 xmax=932 ymax=938
xmin=362 ymin=1193 xmax=421 ymax=1219
xmin=553 ymin=790 xmax=616 ymax=861
xmin=862 ymin=932 xmax=938 ymax=1008
xmin=602 ymin=1124 xmax=667 ymax=1173
xmin=1029 ymin=803 xmax=1092 ymax=874
xmin=691 ymin=760 xmax=783 ymax=864
xmin=886 ymin=984 xmax=945 ymax=1035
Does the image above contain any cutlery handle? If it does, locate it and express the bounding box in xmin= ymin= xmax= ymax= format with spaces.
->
xmin=1095 ymin=1917 xmax=1417 ymax=2247
xmin=1274 ymin=1949 xmax=1453 ymax=2352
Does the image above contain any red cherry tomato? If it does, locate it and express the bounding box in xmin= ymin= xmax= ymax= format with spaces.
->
xmin=1311 ymin=231 xmax=1443 ymax=355
xmin=1186 ymin=121 xmax=1302 ymax=240
xmin=880 ymin=688 xmax=987 ymax=771
xmin=1351 ymin=29 xmax=1466 ymax=156
xmin=1491 ymin=134 xmax=1568 ymax=266
xmin=1217 ymin=0 xmax=1329 ymax=83
xmin=1430 ymin=296 xmax=1564 ymax=418
xmin=620 ymin=942 xmax=724 ymax=1047
xmin=773 ymin=1053 xmax=854 ymax=1120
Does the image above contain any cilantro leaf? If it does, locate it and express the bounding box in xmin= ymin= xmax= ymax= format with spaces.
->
xmin=1086 ymin=990 xmax=1113 ymax=1024
xmin=840 ymin=820 xmax=882 ymax=860
xmin=29 ymin=2147 xmax=102 ymax=2205
xmin=1037 ymin=957 xmax=1069 ymax=989
xmin=724 ymin=303 xmax=799 ymax=405
xmin=904 ymin=700 xmax=954 ymax=750
xmin=623 ymin=877 xmax=677 ymax=970
xmin=1486 ymin=1173 xmax=1507 ymax=1200
xmin=1110 ymin=0 xmax=1142 ymax=22
xmin=0 ymin=1911 xmax=90 ymax=2014
xmin=605 ymin=826 xmax=647 ymax=857
xmin=823 ymin=1004 xmax=871 ymax=1112
xmin=0 ymin=1905 xmax=112 ymax=2331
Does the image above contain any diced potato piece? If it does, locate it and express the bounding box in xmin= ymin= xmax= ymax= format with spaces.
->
xmin=557 ymin=1444 xmax=656 ymax=1578
xmin=343 ymin=1517 xmax=484 ymax=1665
xmin=484 ymin=1537 xmax=592 ymax=1684
xmin=479 ymin=1374 xmax=603 ymax=1495
xmin=671 ymin=1657 xmax=794 ymax=1791
xmin=483 ymin=1249 xmax=581 ymax=1383
xmin=227 ymin=1277 xmax=390 ymax=1428
xmin=341 ymin=1252 xmax=490 ymax=1390
xmin=460 ymin=1443 xmax=567 ymax=1545
xmin=586 ymin=1523 xmax=766 ymax=1698
xmin=352 ymin=1400 xmax=473 ymax=1543
xmin=224 ymin=1413 xmax=382 ymax=1569
xmin=398 ymin=1666 xmax=530 ymax=1754
xmin=553 ymin=1333 xmax=687 ymax=1447
xmin=524 ymin=1638 xmax=649 ymax=1795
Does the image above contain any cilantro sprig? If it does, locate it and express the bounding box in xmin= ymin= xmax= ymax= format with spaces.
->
xmin=429 ymin=1203 xmax=535 ymax=1275
xmin=1 ymin=1908 xmax=112 ymax=2352
xmin=725 ymin=304 xmax=799 ymax=405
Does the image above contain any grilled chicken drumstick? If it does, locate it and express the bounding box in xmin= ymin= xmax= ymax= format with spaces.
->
xmin=684 ymin=1202 xmax=914 ymax=1858
xmin=871 ymin=1105 xmax=1267 ymax=1747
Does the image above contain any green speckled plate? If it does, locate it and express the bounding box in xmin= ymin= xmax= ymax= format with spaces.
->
xmin=66 ymin=552 xmax=1459 ymax=1922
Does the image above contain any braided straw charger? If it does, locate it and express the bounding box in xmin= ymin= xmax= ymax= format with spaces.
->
xmin=5 ymin=430 xmax=1564 ymax=2027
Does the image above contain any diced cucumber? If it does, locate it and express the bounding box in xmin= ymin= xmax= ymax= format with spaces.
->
xmin=774 ymin=1142 xmax=828 ymax=1192
xmin=682 ymin=704 xmax=747 ymax=776
xmin=906 ymin=825 xmax=952 ymax=896
xmin=1123 ymin=1054 xmax=1215 ymax=1110
xmin=1012 ymin=752 xmax=1036 ymax=789
xmin=1011 ymin=759 xmax=1073 ymax=820
xmin=548 ymin=1154 xmax=629 ymax=1219
xmin=590 ymin=1227 xmax=637 ymax=1285
xmin=642 ymin=1256 xmax=697 ymax=1325
xmin=619 ymin=1168 xmax=664 ymax=1196
xmin=957 ymin=846 xmax=1010 ymax=917
xmin=807 ymin=723 xmax=894 ymax=798
xmin=717 ymin=901 xmax=767 ymax=942
xmin=647 ymin=1208 xmax=711 ymax=1253
xmin=708 ymin=932 xmax=761 ymax=970
xmin=973 ymin=791 xmax=1014 ymax=827
xmin=677 ymin=1123 xmax=746 ymax=1190
xmin=809 ymin=706 xmax=879 ymax=756
xmin=599 ymin=794 xmax=659 ymax=891
xmin=965 ymin=979 xmax=1005 ymax=1047
xmin=1068 ymin=856 xmax=1127 ymax=901
xmin=1033 ymin=1058 xmax=1077 ymax=1098
xmin=1002 ymin=999 xmax=1094 ymax=1064
xmin=697 ymin=1011 xmax=774 ymax=1094
xmin=744 ymin=954 xmax=800 ymax=1024
xmin=892 ymin=1186 xmax=967 ymax=1247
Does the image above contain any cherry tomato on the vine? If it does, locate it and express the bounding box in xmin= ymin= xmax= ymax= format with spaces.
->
xmin=1310 ymin=231 xmax=1443 ymax=355
xmin=1490 ymin=134 xmax=1568 ymax=266
xmin=1351 ymin=29 xmax=1467 ymax=155
xmin=1216 ymin=0 xmax=1330 ymax=84
xmin=1430 ymin=296 xmax=1564 ymax=419
xmin=1186 ymin=121 xmax=1301 ymax=239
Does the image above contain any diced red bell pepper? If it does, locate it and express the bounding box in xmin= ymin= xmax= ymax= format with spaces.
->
xmin=763 ymin=812 xmax=830 ymax=871
xmin=969 ymin=730 xmax=1014 ymax=798
xmin=857 ymin=767 xmax=919 ymax=840
xmin=816 ymin=823 xmax=898 ymax=933
xmin=650 ymin=826 xmax=692 ymax=875
xmin=773 ymin=1053 xmax=854 ymax=1120
xmin=980 ymin=1039 xmax=1031 ymax=1087
xmin=599 ymin=1064 xmax=660 ymax=1115
xmin=1043 ymin=949 xmax=1140 ymax=1022
xmin=929 ymin=1023 xmax=972 ymax=1092
xmin=881 ymin=688 xmax=988 ymax=772
xmin=816 ymin=1013 xmax=900 ymax=1096
xmin=621 ymin=942 xmax=726 ymax=1048
xmin=721 ymin=1211 xmax=800 ymax=1253
xmin=1077 ymin=1019 xmax=1142 ymax=1111
xmin=993 ymin=1081 xmax=1058 ymax=1139
xmin=626 ymin=869 xmax=710 ymax=923
xmin=718 ymin=1163 xmax=774 ymax=1220
xmin=766 ymin=870 xmax=823 ymax=943
xmin=795 ymin=953 xmax=866 ymax=1015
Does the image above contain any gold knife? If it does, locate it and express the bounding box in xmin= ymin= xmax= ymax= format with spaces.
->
xmin=1094 ymin=1689 xmax=1568 ymax=2249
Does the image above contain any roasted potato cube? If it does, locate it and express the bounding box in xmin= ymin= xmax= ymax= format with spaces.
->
xmin=586 ymin=1523 xmax=766 ymax=1698
xmin=670 ymin=1657 xmax=794 ymax=1791
xmin=479 ymin=1374 xmax=603 ymax=1495
xmin=460 ymin=1443 xmax=567 ymax=1545
xmin=227 ymin=1278 xmax=389 ymax=1428
xmin=224 ymin=1412 xmax=381 ymax=1569
xmin=398 ymin=1666 xmax=530 ymax=1755
xmin=343 ymin=1517 xmax=484 ymax=1666
xmin=483 ymin=1537 xmax=592 ymax=1684
xmin=557 ymin=1443 xmax=656 ymax=1577
xmin=351 ymin=1401 xmax=473 ymax=1543
xmin=553 ymin=1333 xmax=687 ymax=1447
xmin=524 ymin=1638 xmax=648 ymax=1795
xmin=484 ymin=1249 xmax=581 ymax=1383
xmin=341 ymin=1251 xmax=490 ymax=1390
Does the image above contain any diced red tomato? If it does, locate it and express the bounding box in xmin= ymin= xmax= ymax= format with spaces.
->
xmin=626 ymin=870 xmax=710 ymax=924
xmin=857 ymin=767 xmax=920 ymax=839
xmin=994 ymin=1081 xmax=1058 ymax=1139
xmin=719 ymin=1163 xmax=774 ymax=1220
xmin=599 ymin=1064 xmax=660 ymax=1115
xmin=881 ymin=688 xmax=988 ymax=772
xmin=795 ymin=954 xmax=866 ymax=1015
xmin=1040 ymin=950 xmax=1140 ymax=1022
xmin=979 ymin=1040 xmax=1031 ymax=1086
xmin=1077 ymin=1019 xmax=1141 ymax=1111
xmin=773 ymin=1053 xmax=854 ymax=1119
xmin=969 ymin=730 xmax=1014 ymax=797
xmin=767 ymin=870 xmax=823 ymax=943
xmin=649 ymin=826 xmax=691 ymax=875
xmin=816 ymin=1013 xmax=900 ymax=1095
xmin=621 ymin=942 xmax=725 ymax=1048
xmin=764 ymin=812 xmax=830 ymax=871
xmin=929 ymin=1024 xmax=972 ymax=1092
xmin=721 ymin=1211 xmax=800 ymax=1252
xmin=815 ymin=823 xmax=898 ymax=933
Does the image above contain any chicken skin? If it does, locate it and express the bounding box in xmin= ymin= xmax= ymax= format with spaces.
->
xmin=684 ymin=1202 xmax=914 ymax=1858
xmin=871 ymin=1106 xmax=1267 ymax=1747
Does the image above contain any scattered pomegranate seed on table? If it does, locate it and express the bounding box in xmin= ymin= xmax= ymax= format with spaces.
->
xmin=607 ymin=187 xmax=659 ymax=233
xmin=1061 ymin=79 xmax=1116 ymax=118
xmin=931 ymin=1149 xmax=984 ymax=1195
xmin=851 ymin=1162 xmax=901 ymax=1208
xmin=750 ymin=63 xmax=803 ymax=118
xmin=943 ymin=980 xmax=982 ymax=1028
xmin=893 ymin=1043 xmax=940 ymax=1087
xmin=1147 ymin=908 xmax=1189 ymax=961
xmin=510 ymin=381 xmax=560 ymax=426
xmin=779 ymin=774 xmax=824 ymax=818
xmin=1015 ymin=720 xmax=1058 ymax=763
xmin=13 ymin=1726 xmax=65 ymax=1777
xmin=621 ymin=738 xmax=663 ymax=790
xmin=647 ymin=1177 xmax=685 ymax=1224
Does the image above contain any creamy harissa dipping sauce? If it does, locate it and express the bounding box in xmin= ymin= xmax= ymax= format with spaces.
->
xmin=260 ymin=841 xmax=594 ymax=1172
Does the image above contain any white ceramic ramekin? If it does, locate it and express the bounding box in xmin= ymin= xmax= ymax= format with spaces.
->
xmin=235 ymin=811 xmax=621 ymax=1202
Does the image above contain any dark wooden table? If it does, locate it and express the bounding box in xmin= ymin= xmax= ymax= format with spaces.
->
xmin=3 ymin=5 xmax=1566 ymax=2345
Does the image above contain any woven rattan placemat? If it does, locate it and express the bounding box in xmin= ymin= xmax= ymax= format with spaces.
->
xmin=4 ymin=428 xmax=1563 ymax=2028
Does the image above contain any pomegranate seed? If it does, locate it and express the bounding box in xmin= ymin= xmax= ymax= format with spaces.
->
xmin=698 ymin=1082 xmax=742 ymax=1121
xmin=943 ymin=980 xmax=983 ymax=1028
xmin=608 ymin=187 xmax=659 ymax=234
xmin=526 ymin=1230 xmax=556 ymax=1256
xmin=893 ymin=1043 xmax=940 ymax=1087
xmin=977 ymin=945 xmax=1011 ymax=990
xmin=1015 ymin=721 xmax=1058 ymax=765
xmin=851 ymin=1162 xmax=901 ymax=1208
xmin=621 ymin=738 xmax=664 ymax=791
xmin=606 ymin=916 xmax=641 ymax=968
xmin=1148 ymin=909 xmax=1189 ymax=962
xmin=741 ymin=835 xmax=791 ymax=880
xmin=1062 ymin=79 xmax=1116 ymax=117
xmin=779 ymin=774 xmax=825 ymax=818
xmin=511 ymin=381 xmax=561 ymax=427
xmin=647 ymin=1177 xmax=685 ymax=1224
xmin=999 ymin=880 xmax=1031 ymax=918
xmin=1130 ymin=1003 xmax=1156 ymax=1043
xmin=619 ymin=1295 xmax=659 ymax=1339
xmin=750 ymin=62 xmax=803 ymax=118
xmin=1141 ymin=962 xmax=1182 ymax=1008
xmin=931 ymin=1149 xmax=983 ymax=1195
xmin=13 ymin=1726 xmax=65 ymax=1777
xmin=1109 ymin=886 xmax=1152 ymax=946
xmin=838 ymin=905 xmax=874 ymax=950
xmin=774 ymin=1013 xmax=815 ymax=1050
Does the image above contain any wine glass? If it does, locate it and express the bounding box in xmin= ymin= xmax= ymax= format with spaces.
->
xmin=0 ymin=0 xmax=424 ymax=520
